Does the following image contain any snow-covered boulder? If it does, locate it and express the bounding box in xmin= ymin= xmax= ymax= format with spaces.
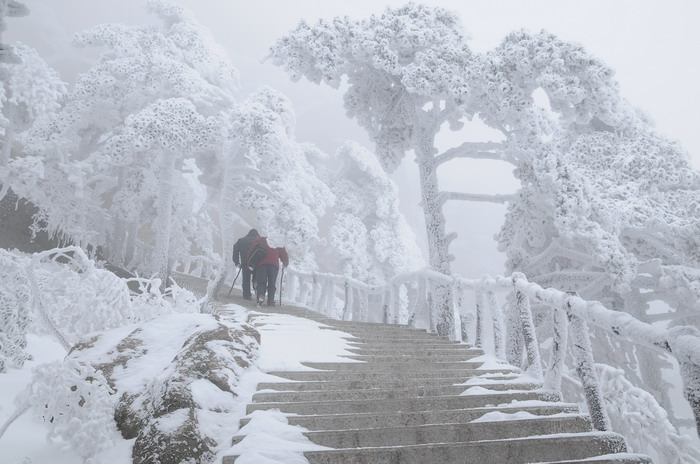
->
xmin=69 ymin=313 xmax=260 ymax=464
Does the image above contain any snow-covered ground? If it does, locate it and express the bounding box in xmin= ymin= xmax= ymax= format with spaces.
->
xmin=0 ymin=303 xmax=355 ymax=464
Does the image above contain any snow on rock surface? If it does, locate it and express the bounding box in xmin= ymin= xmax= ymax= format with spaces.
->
xmin=68 ymin=312 xmax=260 ymax=464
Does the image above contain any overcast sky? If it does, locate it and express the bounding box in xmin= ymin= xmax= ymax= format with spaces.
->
xmin=6 ymin=0 xmax=700 ymax=277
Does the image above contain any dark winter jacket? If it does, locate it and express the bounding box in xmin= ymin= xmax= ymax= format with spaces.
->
xmin=232 ymin=230 xmax=260 ymax=266
xmin=250 ymin=237 xmax=289 ymax=268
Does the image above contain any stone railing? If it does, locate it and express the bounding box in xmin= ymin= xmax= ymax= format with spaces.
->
xmin=283 ymin=267 xmax=700 ymax=441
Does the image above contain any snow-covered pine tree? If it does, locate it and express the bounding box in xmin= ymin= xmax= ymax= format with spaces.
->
xmin=201 ymin=86 xmax=337 ymax=301
xmin=110 ymin=98 xmax=219 ymax=284
xmin=0 ymin=42 xmax=65 ymax=169
xmin=319 ymin=141 xmax=423 ymax=285
xmin=475 ymin=31 xmax=700 ymax=420
xmin=269 ymin=4 xmax=483 ymax=337
xmin=12 ymin=0 xmax=236 ymax=279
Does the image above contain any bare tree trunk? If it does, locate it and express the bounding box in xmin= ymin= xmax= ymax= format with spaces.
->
xmin=205 ymin=143 xmax=243 ymax=303
xmin=123 ymin=220 xmax=138 ymax=271
xmin=1 ymin=120 xmax=14 ymax=166
xmin=415 ymin=121 xmax=454 ymax=338
xmin=154 ymin=154 xmax=175 ymax=288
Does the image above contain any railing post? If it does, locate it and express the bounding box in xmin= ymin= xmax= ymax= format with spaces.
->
xmin=568 ymin=312 xmax=611 ymax=431
xmin=341 ymin=279 xmax=350 ymax=321
xmin=512 ymin=278 xmax=543 ymax=380
xmin=427 ymin=285 xmax=436 ymax=334
xmin=475 ymin=289 xmax=486 ymax=350
xmin=417 ymin=276 xmax=428 ymax=329
xmin=543 ymin=298 xmax=570 ymax=391
xmin=320 ymin=280 xmax=333 ymax=316
xmin=287 ymin=273 xmax=298 ymax=304
xmin=311 ymin=273 xmax=321 ymax=312
xmin=452 ymin=280 xmax=464 ymax=342
xmin=486 ymin=289 xmax=506 ymax=361
xmin=392 ymin=284 xmax=402 ymax=325
xmin=381 ymin=287 xmax=390 ymax=324
xmin=360 ymin=289 xmax=369 ymax=322
xmin=407 ymin=280 xmax=419 ymax=328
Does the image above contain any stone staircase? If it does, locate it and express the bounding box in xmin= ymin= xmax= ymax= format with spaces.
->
xmin=223 ymin=304 xmax=653 ymax=464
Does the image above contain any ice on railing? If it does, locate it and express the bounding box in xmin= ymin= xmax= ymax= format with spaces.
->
xmin=281 ymin=265 xmax=700 ymax=445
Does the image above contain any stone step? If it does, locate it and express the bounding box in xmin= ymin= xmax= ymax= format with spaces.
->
xmin=247 ymin=390 xmax=561 ymax=415
xmin=266 ymin=368 xmax=515 ymax=382
xmin=238 ymin=403 xmax=581 ymax=431
xmin=345 ymin=347 xmax=483 ymax=356
xmin=255 ymin=375 xmax=521 ymax=391
xmin=537 ymin=456 xmax=653 ymax=464
xmin=322 ymin=321 xmax=414 ymax=329
xmin=336 ymin=330 xmax=444 ymax=338
xmin=343 ymin=334 xmax=455 ymax=342
xmin=320 ymin=324 xmax=427 ymax=333
xmin=252 ymin=382 xmax=542 ymax=403
xmin=299 ymin=432 xmax=628 ymax=464
xmin=301 ymin=361 xmax=506 ymax=372
xmin=341 ymin=353 xmax=482 ymax=362
xmin=231 ymin=415 xmax=592 ymax=448
xmin=346 ymin=340 xmax=466 ymax=349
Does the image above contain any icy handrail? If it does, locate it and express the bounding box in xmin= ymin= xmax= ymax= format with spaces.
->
xmin=281 ymin=266 xmax=700 ymax=438
xmin=285 ymin=266 xmax=698 ymax=356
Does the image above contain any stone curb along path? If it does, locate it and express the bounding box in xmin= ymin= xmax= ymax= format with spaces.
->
xmin=171 ymin=273 xmax=652 ymax=464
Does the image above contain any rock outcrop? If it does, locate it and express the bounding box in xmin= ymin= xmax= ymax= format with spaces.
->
xmin=69 ymin=313 xmax=259 ymax=464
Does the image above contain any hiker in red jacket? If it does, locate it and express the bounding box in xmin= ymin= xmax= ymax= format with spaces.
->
xmin=250 ymin=236 xmax=289 ymax=306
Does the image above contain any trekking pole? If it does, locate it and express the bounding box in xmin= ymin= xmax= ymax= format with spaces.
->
xmin=227 ymin=266 xmax=242 ymax=296
xmin=279 ymin=266 xmax=285 ymax=306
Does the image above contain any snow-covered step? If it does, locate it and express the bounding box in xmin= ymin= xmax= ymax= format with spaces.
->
xmin=534 ymin=456 xmax=653 ymax=464
xmin=255 ymin=375 xmax=521 ymax=391
xmin=336 ymin=330 xmax=446 ymax=338
xmin=320 ymin=324 xmax=428 ymax=332
xmin=347 ymin=338 xmax=464 ymax=350
xmin=237 ymin=403 xmax=582 ymax=431
xmin=224 ymin=302 xmax=648 ymax=464
xmin=235 ymin=415 xmax=594 ymax=448
xmin=252 ymin=382 xmax=542 ymax=403
xmin=265 ymin=367 xmax=515 ymax=382
xmin=342 ymin=334 xmax=457 ymax=342
xmin=342 ymin=353 xmax=482 ymax=362
xmin=300 ymin=432 xmax=631 ymax=464
xmin=345 ymin=346 xmax=482 ymax=356
xmin=301 ymin=360 xmax=499 ymax=371
xmin=246 ymin=390 xmax=561 ymax=415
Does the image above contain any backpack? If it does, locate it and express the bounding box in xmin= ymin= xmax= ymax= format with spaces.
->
xmin=246 ymin=241 xmax=268 ymax=269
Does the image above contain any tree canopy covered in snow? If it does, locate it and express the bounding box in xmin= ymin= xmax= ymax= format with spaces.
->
xmin=270 ymin=3 xmax=700 ymax=424
xmin=2 ymin=1 xmax=700 ymax=460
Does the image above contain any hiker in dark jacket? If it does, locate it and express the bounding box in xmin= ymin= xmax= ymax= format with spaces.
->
xmin=232 ymin=229 xmax=260 ymax=300
xmin=250 ymin=236 xmax=289 ymax=306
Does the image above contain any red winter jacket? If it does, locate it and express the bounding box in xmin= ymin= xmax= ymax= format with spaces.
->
xmin=251 ymin=237 xmax=289 ymax=268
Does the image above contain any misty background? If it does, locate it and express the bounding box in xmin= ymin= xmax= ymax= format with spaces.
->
xmin=7 ymin=0 xmax=700 ymax=277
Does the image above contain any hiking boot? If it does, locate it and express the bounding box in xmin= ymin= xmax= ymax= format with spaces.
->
xmin=267 ymin=301 xmax=275 ymax=306
xmin=256 ymin=296 xmax=264 ymax=307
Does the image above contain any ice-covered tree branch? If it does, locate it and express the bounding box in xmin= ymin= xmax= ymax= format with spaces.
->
xmin=432 ymin=141 xmax=512 ymax=167
xmin=439 ymin=191 xmax=515 ymax=205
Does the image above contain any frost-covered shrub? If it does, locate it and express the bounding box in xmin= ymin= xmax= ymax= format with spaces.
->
xmin=0 ymin=249 xmax=32 ymax=372
xmin=16 ymin=359 xmax=117 ymax=463
xmin=1 ymin=247 xmax=199 ymax=353
xmin=598 ymin=364 xmax=700 ymax=464
xmin=32 ymin=260 xmax=134 ymax=342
